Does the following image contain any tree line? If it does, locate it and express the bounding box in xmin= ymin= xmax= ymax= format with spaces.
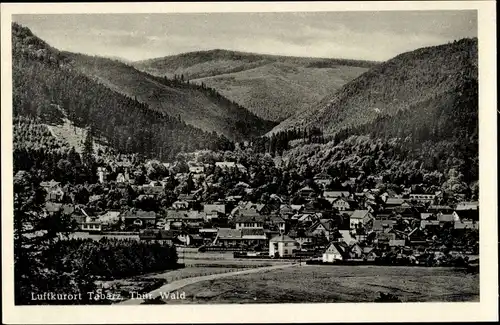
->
xmin=13 ymin=170 xmax=179 ymax=305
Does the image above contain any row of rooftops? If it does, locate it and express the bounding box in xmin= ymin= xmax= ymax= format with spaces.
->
xmin=40 ymin=173 xmax=478 ymax=212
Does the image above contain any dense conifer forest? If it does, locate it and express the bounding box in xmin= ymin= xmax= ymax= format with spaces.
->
xmin=12 ymin=23 xmax=235 ymax=161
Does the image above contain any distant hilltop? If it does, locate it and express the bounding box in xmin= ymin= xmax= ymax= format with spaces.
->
xmin=133 ymin=49 xmax=378 ymax=122
xmin=270 ymin=38 xmax=478 ymax=136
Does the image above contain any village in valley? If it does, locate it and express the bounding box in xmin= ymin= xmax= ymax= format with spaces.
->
xmin=38 ymin=145 xmax=479 ymax=268
xmin=11 ymin=11 xmax=482 ymax=306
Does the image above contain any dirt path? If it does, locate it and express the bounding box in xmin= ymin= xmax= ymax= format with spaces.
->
xmin=117 ymin=262 xmax=301 ymax=305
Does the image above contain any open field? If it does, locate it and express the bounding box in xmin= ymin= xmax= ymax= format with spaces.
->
xmin=61 ymin=235 xmax=479 ymax=304
xmin=102 ymin=247 xmax=294 ymax=302
xmin=121 ymin=263 xmax=299 ymax=305
xmin=160 ymin=265 xmax=479 ymax=304
xmin=103 ymin=266 xmax=249 ymax=300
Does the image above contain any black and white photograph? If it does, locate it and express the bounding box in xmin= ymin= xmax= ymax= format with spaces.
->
xmin=1 ymin=1 xmax=497 ymax=324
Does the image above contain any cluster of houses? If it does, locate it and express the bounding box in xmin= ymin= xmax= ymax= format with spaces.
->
xmin=38 ymin=157 xmax=480 ymax=262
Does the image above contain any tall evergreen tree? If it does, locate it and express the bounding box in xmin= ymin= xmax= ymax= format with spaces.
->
xmin=14 ymin=171 xmax=95 ymax=304
xmin=82 ymin=126 xmax=94 ymax=166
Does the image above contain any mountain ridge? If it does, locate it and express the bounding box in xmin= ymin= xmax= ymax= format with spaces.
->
xmin=134 ymin=49 xmax=377 ymax=121
xmin=270 ymin=37 xmax=478 ymax=135
xmin=12 ymin=22 xmax=236 ymax=160
xmin=62 ymin=51 xmax=276 ymax=142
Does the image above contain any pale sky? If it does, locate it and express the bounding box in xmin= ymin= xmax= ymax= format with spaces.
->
xmin=14 ymin=11 xmax=477 ymax=62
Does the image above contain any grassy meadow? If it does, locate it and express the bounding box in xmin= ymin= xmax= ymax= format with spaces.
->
xmin=161 ymin=265 xmax=479 ymax=304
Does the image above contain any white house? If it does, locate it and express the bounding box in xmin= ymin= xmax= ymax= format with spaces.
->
xmin=78 ymin=208 xmax=102 ymax=232
xmin=80 ymin=219 xmax=102 ymax=232
xmin=322 ymin=242 xmax=349 ymax=263
xmin=269 ymin=235 xmax=298 ymax=258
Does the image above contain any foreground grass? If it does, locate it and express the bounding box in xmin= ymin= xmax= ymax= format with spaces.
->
xmin=105 ymin=257 xmax=292 ymax=302
xmin=162 ymin=265 xmax=479 ymax=304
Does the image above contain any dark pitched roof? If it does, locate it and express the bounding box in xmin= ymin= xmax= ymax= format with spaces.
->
xmin=280 ymin=205 xmax=294 ymax=214
xmin=270 ymin=234 xmax=297 ymax=242
xmin=389 ymin=239 xmax=406 ymax=247
xmin=203 ymin=204 xmax=226 ymax=214
xmin=234 ymin=207 xmax=261 ymax=217
xmin=314 ymin=172 xmax=331 ymax=179
xmin=241 ymin=228 xmax=266 ymax=237
xmin=40 ymin=180 xmax=60 ymax=188
xmin=324 ymin=191 xmax=349 ymax=198
xmin=438 ymin=214 xmax=455 ymax=222
xmin=298 ymin=186 xmax=315 ymax=193
xmin=363 ymin=246 xmax=376 ymax=254
xmin=185 ymin=211 xmax=206 ymax=220
xmin=288 ymin=229 xmax=314 ymax=238
xmin=71 ymin=215 xmax=86 ymax=224
xmin=385 ymin=198 xmax=405 ymax=205
xmin=372 ymin=219 xmax=396 ymax=231
xmin=255 ymin=204 xmax=269 ymax=213
xmin=165 ymin=210 xmax=188 ymax=220
xmin=428 ymin=205 xmax=453 ymax=211
xmin=420 ymin=212 xmax=436 ymax=220
xmin=178 ymin=193 xmax=196 ymax=201
xmin=217 ymin=228 xmax=242 ymax=239
xmin=311 ymin=219 xmax=335 ymax=232
xmin=269 ymin=215 xmax=285 ymax=224
xmin=350 ymin=210 xmax=372 ymax=220
xmin=325 ymin=242 xmax=350 ymax=258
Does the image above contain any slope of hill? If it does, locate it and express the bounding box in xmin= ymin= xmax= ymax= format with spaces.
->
xmin=134 ymin=50 xmax=376 ymax=121
xmin=271 ymin=38 xmax=478 ymax=135
xmin=62 ymin=52 xmax=275 ymax=142
xmin=258 ymin=39 xmax=478 ymax=192
xmin=12 ymin=23 xmax=235 ymax=161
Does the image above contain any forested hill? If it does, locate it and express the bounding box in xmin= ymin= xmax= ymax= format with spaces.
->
xmin=63 ymin=52 xmax=276 ymax=141
xmin=134 ymin=49 xmax=376 ymax=122
xmin=271 ymin=38 xmax=478 ymax=136
xmin=257 ymin=39 xmax=478 ymax=194
xmin=12 ymin=23 xmax=234 ymax=160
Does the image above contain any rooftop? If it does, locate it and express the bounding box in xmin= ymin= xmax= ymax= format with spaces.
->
xmin=270 ymin=234 xmax=297 ymax=243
